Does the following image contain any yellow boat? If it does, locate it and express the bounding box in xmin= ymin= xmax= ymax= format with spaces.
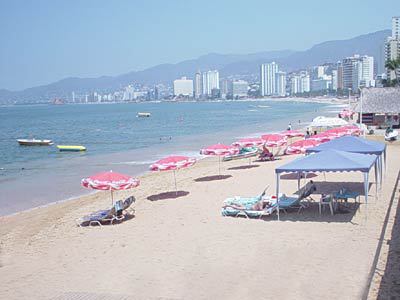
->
xmin=57 ymin=145 xmax=86 ymax=152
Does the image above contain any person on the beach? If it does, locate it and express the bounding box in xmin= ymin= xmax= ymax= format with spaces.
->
xmin=287 ymin=123 xmax=292 ymax=130
xmin=259 ymin=144 xmax=274 ymax=161
xmin=223 ymin=199 xmax=273 ymax=211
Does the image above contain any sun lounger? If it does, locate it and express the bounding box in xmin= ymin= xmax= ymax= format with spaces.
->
xmin=77 ymin=196 xmax=136 ymax=227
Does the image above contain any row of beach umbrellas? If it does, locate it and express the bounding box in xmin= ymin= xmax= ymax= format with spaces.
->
xmin=80 ymin=125 xmax=361 ymax=203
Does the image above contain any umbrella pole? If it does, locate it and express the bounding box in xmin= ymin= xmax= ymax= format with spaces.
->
xmin=173 ymin=170 xmax=177 ymax=195
xmin=218 ymin=156 xmax=221 ymax=176
xmin=111 ymin=190 xmax=114 ymax=205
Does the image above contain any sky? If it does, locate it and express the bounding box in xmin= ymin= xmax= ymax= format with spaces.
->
xmin=0 ymin=0 xmax=399 ymax=91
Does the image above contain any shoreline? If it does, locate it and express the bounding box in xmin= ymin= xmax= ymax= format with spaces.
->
xmin=0 ymin=101 xmax=339 ymax=217
xmin=1 ymin=135 xmax=399 ymax=299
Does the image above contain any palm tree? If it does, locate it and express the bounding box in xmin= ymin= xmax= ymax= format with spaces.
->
xmin=385 ymin=57 xmax=400 ymax=86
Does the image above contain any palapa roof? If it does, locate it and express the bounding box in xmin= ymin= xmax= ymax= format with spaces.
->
xmin=354 ymin=88 xmax=400 ymax=114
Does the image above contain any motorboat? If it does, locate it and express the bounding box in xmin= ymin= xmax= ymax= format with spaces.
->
xmin=222 ymin=147 xmax=259 ymax=161
xmin=57 ymin=145 xmax=86 ymax=152
xmin=385 ymin=128 xmax=398 ymax=141
xmin=17 ymin=139 xmax=53 ymax=146
xmin=137 ymin=112 xmax=151 ymax=117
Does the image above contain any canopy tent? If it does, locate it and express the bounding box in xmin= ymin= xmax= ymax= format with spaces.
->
xmin=275 ymin=150 xmax=378 ymax=220
xmin=309 ymin=116 xmax=348 ymax=128
xmin=306 ymin=136 xmax=386 ymax=184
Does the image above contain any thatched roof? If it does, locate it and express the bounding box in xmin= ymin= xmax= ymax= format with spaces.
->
xmin=354 ymin=88 xmax=400 ymax=114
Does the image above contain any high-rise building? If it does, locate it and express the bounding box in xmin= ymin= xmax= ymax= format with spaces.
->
xmin=385 ymin=17 xmax=400 ymax=81
xmin=221 ymin=79 xmax=230 ymax=98
xmin=260 ymin=62 xmax=279 ymax=96
xmin=290 ymin=75 xmax=301 ymax=94
xmin=275 ymin=72 xmax=286 ymax=96
xmin=289 ymin=72 xmax=310 ymax=95
xmin=337 ymin=63 xmax=344 ymax=90
xmin=331 ymin=70 xmax=338 ymax=91
xmin=392 ymin=16 xmax=400 ymax=39
xmin=173 ymin=77 xmax=194 ymax=96
xmin=231 ymin=80 xmax=248 ymax=98
xmin=202 ymin=70 xmax=219 ymax=96
xmin=194 ymin=71 xmax=202 ymax=98
xmin=342 ymin=55 xmax=374 ymax=92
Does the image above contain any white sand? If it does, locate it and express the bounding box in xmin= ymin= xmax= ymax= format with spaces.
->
xmin=1 ymin=141 xmax=399 ymax=300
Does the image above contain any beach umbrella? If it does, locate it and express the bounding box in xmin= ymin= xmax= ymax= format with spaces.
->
xmin=339 ymin=109 xmax=354 ymax=119
xmin=200 ymin=143 xmax=239 ymax=175
xmin=280 ymin=130 xmax=305 ymax=138
xmin=285 ymin=139 xmax=320 ymax=155
xmin=82 ymin=170 xmax=140 ymax=204
xmin=324 ymin=127 xmax=349 ymax=137
xmin=150 ymin=155 xmax=196 ymax=194
xmin=342 ymin=125 xmax=361 ymax=136
xmin=232 ymin=137 xmax=264 ymax=148
xmin=261 ymin=134 xmax=287 ymax=147
xmin=309 ymin=132 xmax=336 ymax=143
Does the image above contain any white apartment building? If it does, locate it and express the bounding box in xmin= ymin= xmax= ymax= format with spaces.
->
xmin=290 ymin=73 xmax=310 ymax=95
xmin=194 ymin=71 xmax=202 ymax=98
xmin=275 ymin=72 xmax=286 ymax=96
xmin=231 ymin=80 xmax=248 ymax=98
xmin=201 ymin=70 xmax=219 ymax=96
xmin=385 ymin=17 xmax=400 ymax=81
xmin=260 ymin=62 xmax=279 ymax=96
xmin=173 ymin=77 xmax=194 ymax=96
xmin=342 ymin=55 xmax=374 ymax=92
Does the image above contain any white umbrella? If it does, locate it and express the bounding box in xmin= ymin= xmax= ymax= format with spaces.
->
xmin=310 ymin=116 xmax=348 ymax=128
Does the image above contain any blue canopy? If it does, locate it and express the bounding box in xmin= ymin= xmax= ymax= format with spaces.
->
xmin=306 ymin=136 xmax=386 ymax=155
xmin=276 ymin=150 xmax=377 ymax=174
xmin=275 ymin=150 xmax=378 ymax=217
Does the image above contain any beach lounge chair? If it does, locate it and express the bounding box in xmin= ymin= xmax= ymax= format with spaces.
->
xmin=77 ymin=196 xmax=136 ymax=227
xmin=278 ymin=182 xmax=316 ymax=213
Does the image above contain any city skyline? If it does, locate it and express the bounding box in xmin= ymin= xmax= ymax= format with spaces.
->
xmin=0 ymin=0 xmax=399 ymax=90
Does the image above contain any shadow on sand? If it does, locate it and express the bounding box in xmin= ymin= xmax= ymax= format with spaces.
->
xmin=147 ymin=191 xmax=189 ymax=201
xmin=194 ymin=175 xmax=232 ymax=182
xmin=228 ymin=165 xmax=260 ymax=171
xmin=280 ymin=173 xmax=318 ymax=180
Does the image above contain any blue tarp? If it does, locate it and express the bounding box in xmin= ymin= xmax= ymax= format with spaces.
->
xmin=305 ymin=136 xmax=386 ymax=155
xmin=276 ymin=150 xmax=377 ymax=174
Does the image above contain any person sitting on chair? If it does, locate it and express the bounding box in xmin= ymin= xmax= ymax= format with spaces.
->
xmin=259 ymin=144 xmax=274 ymax=161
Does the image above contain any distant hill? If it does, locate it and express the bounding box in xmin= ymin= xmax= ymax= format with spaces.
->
xmin=0 ymin=29 xmax=390 ymax=103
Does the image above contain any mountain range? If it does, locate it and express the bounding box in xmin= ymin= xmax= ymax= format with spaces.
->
xmin=0 ymin=29 xmax=390 ymax=104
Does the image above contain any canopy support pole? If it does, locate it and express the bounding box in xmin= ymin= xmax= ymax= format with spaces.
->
xmin=364 ymin=172 xmax=369 ymax=204
xmin=374 ymin=162 xmax=378 ymax=198
xmin=297 ymin=172 xmax=301 ymax=191
xmin=110 ymin=190 xmax=114 ymax=205
xmin=276 ymin=173 xmax=280 ymax=221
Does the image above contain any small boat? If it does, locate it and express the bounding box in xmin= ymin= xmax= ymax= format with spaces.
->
xmin=17 ymin=139 xmax=53 ymax=146
xmin=137 ymin=112 xmax=151 ymax=117
xmin=223 ymin=147 xmax=259 ymax=161
xmin=57 ymin=145 xmax=86 ymax=152
xmin=385 ymin=128 xmax=398 ymax=141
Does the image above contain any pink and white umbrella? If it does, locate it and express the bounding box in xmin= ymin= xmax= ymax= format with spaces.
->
xmin=82 ymin=170 xmax=140 ymax=204
xmin=200 ymin=143 xmax=239 ymax=175
xmin=261 ymin=134 xmax=287 ymax=147
xmin=341 ymin=125 xmax=361 ymax=136
xmin=285 ymin=139 xmax=321 ymax=155
xmin=324 ymin=127 xmax=349 ymax=137
xmin=339 ymin=109 xmax=354 ymax=119
xmin=280 ymin=130 xmax=305 ymax=138
xmin=150 ymin=155 xmax=196 ymax=193
xmin=232 ymin=137 xmax=264 ymax=148
xmin=309 ymin=132 xmax=336 ymax=143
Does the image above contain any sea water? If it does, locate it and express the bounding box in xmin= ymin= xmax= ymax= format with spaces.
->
xmin=0 ymin=100 xmax=338 ymax=215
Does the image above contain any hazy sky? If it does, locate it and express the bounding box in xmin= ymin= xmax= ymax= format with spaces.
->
xmin=0 ymin=0 xmax=398 ymax=90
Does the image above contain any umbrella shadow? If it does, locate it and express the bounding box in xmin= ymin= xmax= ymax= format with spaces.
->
xmin=147 ymin=190 xmax=189 ymax=201
xmin=194 ymin=175 xmax=232 ymax=182
xmin=228 ymin=164 xmax=260 ymax=171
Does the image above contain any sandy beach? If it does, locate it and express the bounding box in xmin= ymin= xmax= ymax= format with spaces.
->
xmin=1 ymin=138 xmax=399 ymax=300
